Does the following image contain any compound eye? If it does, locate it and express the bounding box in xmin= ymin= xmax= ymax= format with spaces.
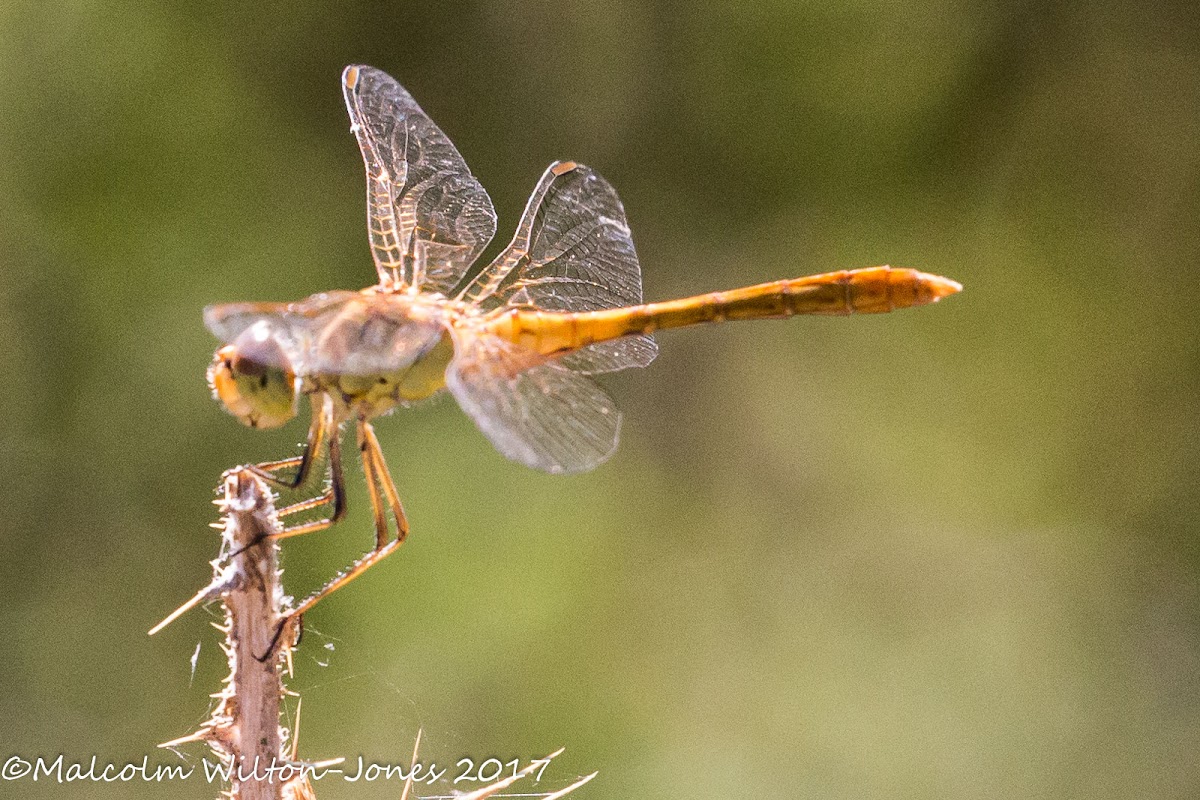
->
xmin=208 ymin=331 xmax=299 ymax=429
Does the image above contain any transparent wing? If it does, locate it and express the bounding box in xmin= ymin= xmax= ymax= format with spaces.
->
xmin=203 ymin=292 xmax=360 ymax=373
xmin=458 ymin=161 xmax=656 ymax=373
xmin=343 ymin=65 xmax=496 ymax=293
xmin=206 ymin=291 xmax=448 ymax=378
xmin=553 ymin=336 xmax=658 ymax=374
xmin=445 ymin=331 xmax=621 ymax=474
xmin=204 ymin=301 xmax=296 ymax=347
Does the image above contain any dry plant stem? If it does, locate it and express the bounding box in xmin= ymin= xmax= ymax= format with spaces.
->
xmin=214 ymin=469 xmax=292 ymax=800
xmin=155 ymin=468 xmax=594 ymax=800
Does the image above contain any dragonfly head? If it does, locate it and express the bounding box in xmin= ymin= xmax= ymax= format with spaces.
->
xmin=207 ymin=324 xmax=299 ymax=429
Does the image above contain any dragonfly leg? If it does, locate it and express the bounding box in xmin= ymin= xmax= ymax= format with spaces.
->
xmin=287 ymin=418 xmax=408 ymax=620
xmin=232 ymin=395 xmax=347 ymax=539
xmin=269 ymin=431 xmax=347 ymax=539
xmin=247 ymin=398 xmax=330 ymax=491
xmin=361 ymin=419 xmax=409 ymax=549
xmin=257 ymin=418 xmax=407 ymax=660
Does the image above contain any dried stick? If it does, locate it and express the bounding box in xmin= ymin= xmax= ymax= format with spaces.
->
xmin=153 ymin=468 xmax=595 ymax=799
xmin=218 ymin=469 xmax=290 ymax=800
xmin=155 ymin=469 xmax=301 ymax=800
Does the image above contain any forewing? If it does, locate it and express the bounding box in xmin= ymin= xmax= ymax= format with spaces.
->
xmin=343 ymin=65 xmax=496 ymax=293
xmin=458 ymin=161 xmax=656 ymax=373
xmin=204 ymin=301 xmax=293 ymax=346
xmin=204 ymin=292 xmax=359 ymax=373
xmin=445 ymin=331 xmax=621 ymax=474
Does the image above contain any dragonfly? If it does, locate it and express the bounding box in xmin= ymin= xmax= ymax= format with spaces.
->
xmin=154 ymin=65 xmax=960 ymax=639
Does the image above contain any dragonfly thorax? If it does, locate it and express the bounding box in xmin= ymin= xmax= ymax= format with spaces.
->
xmin=309 ymin=298 xmax=455 ymax=419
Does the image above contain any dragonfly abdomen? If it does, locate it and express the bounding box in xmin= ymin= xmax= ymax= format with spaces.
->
xmin=484 ymin=266 xmax=961 ymax=357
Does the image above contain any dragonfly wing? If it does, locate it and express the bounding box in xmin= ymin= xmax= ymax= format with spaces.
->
xmin=458 ymin=161 xmax=657 ymax=373
xmin=556 ymin=336 xmax=659 ymax=374
xmin=446 ymin=332 xmax=621 ymax=474
xmin=343 ymin=65 xmax=496 ymax=293
xmin=204 ymin=301 xmax=294 ymax=345
xmin=204 ymin=292 xmax=360 ymax=373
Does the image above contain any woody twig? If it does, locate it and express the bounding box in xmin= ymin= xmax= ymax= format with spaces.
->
xmin=155 ymin=469 xmax=308 ymax=800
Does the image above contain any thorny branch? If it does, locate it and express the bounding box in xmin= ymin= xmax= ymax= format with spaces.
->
xmin=156 ymin=469 xmax=305 ymax=800
xmin=151 ymin=468 xmax=596 ymax=799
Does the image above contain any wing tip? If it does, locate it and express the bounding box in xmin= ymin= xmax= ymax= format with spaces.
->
xmin=201 ymin=303 xmax=227 ymax=336
xmin=342 ymin=64 xmax=363 ymax=90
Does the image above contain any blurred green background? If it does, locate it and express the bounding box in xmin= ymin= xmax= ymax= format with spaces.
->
xmin=2 ymin=1 xmax=1198 ymax=797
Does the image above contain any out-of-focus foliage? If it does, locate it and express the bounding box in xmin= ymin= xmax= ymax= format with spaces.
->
xmin=2 ymin=1 xmax=1198 ymax=798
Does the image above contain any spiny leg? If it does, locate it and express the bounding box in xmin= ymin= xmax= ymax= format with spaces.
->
xmin=362 ymin=420 xmax=410 ymax=548
xmin=288 ymin=418 xmax=408 ymax=619
xmin=270 ymin=430 xmax=347 ymax=540
xmin=361 ymin=420 xmax=390 ymax=549
xmin=258 ymin=419 xmax=408 ymax=659
xmin=247 ymin=399 xmax=329 ymax=491
xmin=253 ymin=425 xmax=354 ymax=660
xmin=226 ymin=434 xmax=345 ymax=568
xmin=241 ymin=395 xmax=347 ymax=539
